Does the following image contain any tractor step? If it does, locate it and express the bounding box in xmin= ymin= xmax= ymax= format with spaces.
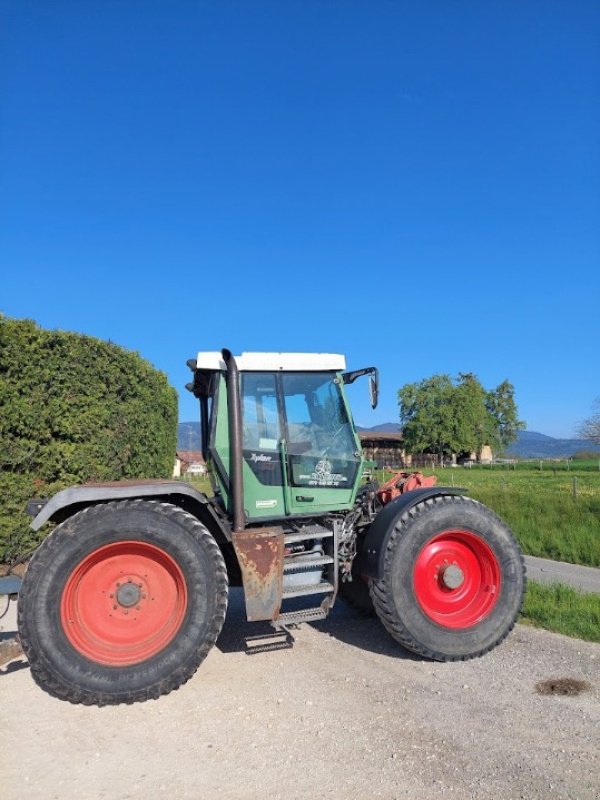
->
xmin=283 ymin=555 xmax=334 ymax=572
xmin=278 ymin=524 xmax=337 ymax=626
xmin=271 ymin=607 xmax=328 ymax=628
xmin=284 ymin=527 xmax=334 ymax=544
xmin=282 ymin=581 xmax=334 ymax=599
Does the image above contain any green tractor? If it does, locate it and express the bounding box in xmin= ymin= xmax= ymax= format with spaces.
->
xmin=17 ymin=349 xmax=525 ymax=705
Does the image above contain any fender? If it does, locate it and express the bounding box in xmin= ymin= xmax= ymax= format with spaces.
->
xmin=358 ymin=487 xmax=466 ymax=580
xmin=28 ymin=480 xmax=231 ymax=541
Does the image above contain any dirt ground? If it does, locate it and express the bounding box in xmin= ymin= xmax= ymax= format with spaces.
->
xmin=1 ymin=590 xmax=598 ymax=800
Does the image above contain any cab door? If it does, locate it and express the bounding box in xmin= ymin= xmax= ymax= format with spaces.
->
xmin=281 ymin=373 xmax=362 ymax=515
xmin=239 ymin=372 xmax=286 ymax=520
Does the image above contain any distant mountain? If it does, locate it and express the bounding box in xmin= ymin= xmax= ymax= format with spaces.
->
xmin=178 ymin=421 xmax=600 ymax=459
xmin=510 ymin=430 xmax=554 ymax=442
xmin=356 ymin=423 xmax=402 ymax=433
xmin=178 ymin=421 xmax=201 ymax=450
xmin=504 ymin=431 xmax=600 ymax=459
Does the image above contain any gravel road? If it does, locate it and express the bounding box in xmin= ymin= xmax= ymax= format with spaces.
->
xmin=1 ymin=590 xmax=598 ymax=800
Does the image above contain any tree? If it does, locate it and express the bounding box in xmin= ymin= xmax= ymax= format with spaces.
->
xmin=485 ymin=379 xmax=525 ymax=450
xmin=398 ymin=374 xmax=524 ymax=459
xmin=577 ymin=398 xmax=600 ymax=445
xmin=397 ymin=375 xmax=457 ymax=460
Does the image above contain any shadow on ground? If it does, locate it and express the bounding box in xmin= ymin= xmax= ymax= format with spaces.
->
xmin=0 ymin=657 xmax=28 ymax=676
xmin=0 ymin=630 xmax=28 ymax=675
xmin=216 ymin=587 xmax=418 ymax=662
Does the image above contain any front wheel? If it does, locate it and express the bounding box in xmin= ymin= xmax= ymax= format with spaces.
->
xmin=18 ymin=500 xmax=228 ymax=705
xmin=370 ymin=495 xmax=525 ymax=660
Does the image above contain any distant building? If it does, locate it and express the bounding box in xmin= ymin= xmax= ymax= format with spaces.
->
xmin=358 ymin=431 xmax=493 ymax=468
xmin=174 ymin=450 xmax=207 ymax=478
xmin=478 ymin=445 xmax=493 ymax=464
xmin=358 ymin=432 xmax=411 ymax=468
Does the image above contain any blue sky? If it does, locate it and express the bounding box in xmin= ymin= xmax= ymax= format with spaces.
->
xmin=1 ymin=1 xmax=598 ymax=438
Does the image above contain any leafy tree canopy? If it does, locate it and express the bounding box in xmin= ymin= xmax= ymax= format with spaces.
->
xmin=398 ymin=373 xmax=524 ymax=458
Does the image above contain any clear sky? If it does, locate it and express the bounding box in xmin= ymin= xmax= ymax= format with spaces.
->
xmin=1 ymin=1 xmax=598 ymax=438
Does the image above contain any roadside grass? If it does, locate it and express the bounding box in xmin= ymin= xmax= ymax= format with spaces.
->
xmin=182 ymin=474 xmax=213 ymax=495
xmin=520 ymin=581 xmax=600 ymax=644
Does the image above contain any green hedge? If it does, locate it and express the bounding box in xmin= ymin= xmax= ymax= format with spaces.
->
xmin=0 ymin=316 xmax=178 ymax=560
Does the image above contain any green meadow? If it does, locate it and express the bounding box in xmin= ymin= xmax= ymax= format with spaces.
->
xmin=417 ymin=463 xmax=600 ymax=568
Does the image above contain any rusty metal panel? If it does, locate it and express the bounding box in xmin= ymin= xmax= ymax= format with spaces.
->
xmin=232 ymin=528 xmax=284 ymax=621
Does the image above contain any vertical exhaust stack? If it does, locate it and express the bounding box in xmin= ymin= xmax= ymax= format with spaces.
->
xmin=199 ymin=394 xmax=209 ymax=464
xmin=222 ymin=348 xmax=285 ymax=622
xmin=221 ymin=349 xmax=245 ymax=532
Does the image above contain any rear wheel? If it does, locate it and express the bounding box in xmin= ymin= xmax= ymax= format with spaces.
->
xmin=18 ymin=500 xmax=228 ymax=705
xmin=370 ymin=495 xmax=525 ymax=660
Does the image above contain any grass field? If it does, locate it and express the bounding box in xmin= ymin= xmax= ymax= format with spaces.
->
xmin=376 ymin=465 xmax=600 ymax=568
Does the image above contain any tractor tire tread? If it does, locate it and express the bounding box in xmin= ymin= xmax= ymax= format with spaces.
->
xmin=369 ymin=494 xmax=525 ymax=662
xmin=18 ymin=500 xmax=228 ymax=706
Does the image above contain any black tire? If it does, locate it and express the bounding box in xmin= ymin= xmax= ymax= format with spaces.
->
xmin=339 ymin=557 xmax=376 ymax=616
xmin=370 ymin=495 xmax=525 ymax=661
xmin=18 ymin=500 xmax=228 ymax=705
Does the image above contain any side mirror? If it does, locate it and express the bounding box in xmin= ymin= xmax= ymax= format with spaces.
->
xmin=369 ymin=374 xmax=379 ymax=409
xmin=342 ymin=366 xmax=379 ymax=409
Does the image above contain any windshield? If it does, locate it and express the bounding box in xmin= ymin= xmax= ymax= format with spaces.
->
xmin=241 ymin=371 xmax=359 ymax=489
xmin=281 ymin=372 xmax=358 ymax=489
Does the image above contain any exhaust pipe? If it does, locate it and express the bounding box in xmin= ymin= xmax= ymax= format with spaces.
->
xmin=221 ymin=349 xmax=245 ymax=532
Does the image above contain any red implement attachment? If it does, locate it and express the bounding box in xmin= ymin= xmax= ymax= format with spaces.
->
xmin=376 ymin=471 xmax=437 ymax=505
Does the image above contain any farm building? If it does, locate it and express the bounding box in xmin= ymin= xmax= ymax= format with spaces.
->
xmin=174 ymin=450 xmax=207 ymax=478
xmin=358 ymin=432 xmax=412 ymax=468
xmin=358 ymin=432 xmax=493 ymax=468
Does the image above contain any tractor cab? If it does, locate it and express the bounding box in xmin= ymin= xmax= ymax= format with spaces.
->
xmin=186 ymin=350 xmax=378 ymax=523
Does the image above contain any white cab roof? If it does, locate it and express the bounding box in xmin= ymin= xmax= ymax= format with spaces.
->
xmin=196 ymin=351 xmax=346 ymax=372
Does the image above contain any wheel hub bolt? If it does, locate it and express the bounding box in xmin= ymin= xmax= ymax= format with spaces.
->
xmin=441 ymin=564 xmax=464 ymax=589
xmin=116 ymin=582 xmax=142 ymax=608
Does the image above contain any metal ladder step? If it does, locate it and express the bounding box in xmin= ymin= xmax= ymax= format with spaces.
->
xmin=284 ymin=529 xmax=334 ymax=544
xmin=282 ymin=581 xmax=334 ymax=599
xmin=272 ymin=607 xmax=328 ymax=628
xmin=283 ymin=555 xmax=334 ymax=572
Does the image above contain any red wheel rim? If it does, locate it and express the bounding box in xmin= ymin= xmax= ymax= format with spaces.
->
xmin=60 ymin=541 xmax=188 ymax=666
xmin=413 ymin=530 xmax=501 ymax=629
